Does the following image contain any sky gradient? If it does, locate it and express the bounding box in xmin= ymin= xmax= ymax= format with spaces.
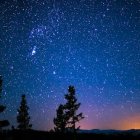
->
xmin=0 ymin=0 xmax=140 ymax=130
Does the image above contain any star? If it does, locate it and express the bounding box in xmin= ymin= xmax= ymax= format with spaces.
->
xmin=53 ymin=71 xmax=56 ymax=75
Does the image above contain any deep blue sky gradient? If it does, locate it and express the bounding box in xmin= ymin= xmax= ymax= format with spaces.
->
xmin=0 ymin=0 xmax=140 ymax=130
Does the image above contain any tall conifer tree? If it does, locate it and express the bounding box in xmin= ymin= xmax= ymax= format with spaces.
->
xmin=17 ymin=94 xmax=32 ymax=130
xmin=64 ymin=86 xmax=84 ymax=133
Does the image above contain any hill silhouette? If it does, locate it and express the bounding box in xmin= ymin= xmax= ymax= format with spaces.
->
xmin=1 ymin=129 xmax=140 ymax=140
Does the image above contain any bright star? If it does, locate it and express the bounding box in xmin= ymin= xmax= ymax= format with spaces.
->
xmin=31 ymin=46 xmax=36 ymax=56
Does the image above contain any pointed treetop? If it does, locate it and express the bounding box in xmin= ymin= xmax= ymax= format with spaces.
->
xmin=68 ymin=86 xmax=75 ymax=94
xmin=22 ymin=94 xmax=26 ymax=98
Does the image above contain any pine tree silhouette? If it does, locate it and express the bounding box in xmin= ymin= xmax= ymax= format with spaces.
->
xmin=17 ymin=94 xmax=32 ymax=130
xmin=53 ymin=104 xmax=67 ymax=133
xmin=64 ymin=86 xmax=84 ymax=133
xmin=0 ymin=76 xmax=10 ymax=129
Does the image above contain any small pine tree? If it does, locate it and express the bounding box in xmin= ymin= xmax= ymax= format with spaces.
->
xmin=0 ymin=76 xmax=9 ymax=129
xmin=17 ymin=94 xmax=32 ymax=130
xmin=53 ymin=104 xmax=67 ymax=133
xmin=64 ymin=86 xmax=84 ymax=133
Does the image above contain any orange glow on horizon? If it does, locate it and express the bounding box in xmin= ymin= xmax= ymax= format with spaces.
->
xmin=79 ymin=114 xmax=140 ymax=130
xmin=118 ymin=115 xmax=140 ymax=130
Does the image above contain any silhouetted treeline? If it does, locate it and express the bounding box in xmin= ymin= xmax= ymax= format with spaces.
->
xmin=0 ymin=75 xmax=84 ymax=133
xmin=1 ymin=76 xmax=140 ymax=140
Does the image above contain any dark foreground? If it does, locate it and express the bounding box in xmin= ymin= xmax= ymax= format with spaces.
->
xmin=1 ymin=130 xmax=140 ymax=140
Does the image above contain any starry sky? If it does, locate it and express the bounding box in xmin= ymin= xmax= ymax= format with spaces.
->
xmin=0 ymin=0 xmax=140 ymax=131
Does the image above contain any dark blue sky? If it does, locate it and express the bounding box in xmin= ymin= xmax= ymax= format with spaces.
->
xmin=0 ymin=0 xmax=140 ymax=130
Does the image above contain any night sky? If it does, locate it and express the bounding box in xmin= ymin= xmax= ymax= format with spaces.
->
xmin=0 ymin=0 xmax=140 ymax=131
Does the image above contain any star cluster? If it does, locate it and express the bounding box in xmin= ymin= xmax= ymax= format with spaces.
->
xmin=0 ymin=0 xmax=140 ymax=130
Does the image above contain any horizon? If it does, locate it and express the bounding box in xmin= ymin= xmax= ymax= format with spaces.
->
xmin=0 ymin=0 xmax=140 ymax=131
